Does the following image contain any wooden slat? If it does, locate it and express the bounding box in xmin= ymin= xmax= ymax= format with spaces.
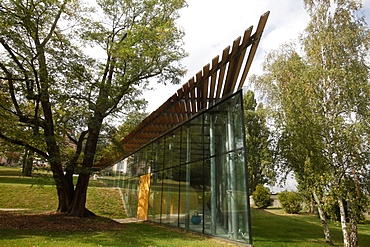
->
xmin=183 ymin=81 xmax=191 ymax=114
xmin=176 ymin=88 xmax=186 ymax=120
xmin=238 ymin=11 xmax=270 ymax=89
xmin=188 ymin=77 xmax=196 ymax=114
xmin=172 ymin=95 xmax=183 ymax=123
xmin=195 ymin=71 xmax=203 ymax=111
xmin=215 ymin=46 xmax=230 ymax=99
xmin=209 ymin=56 xmax=219 ymax=106
xmin=202 ymin=64 xmax=210 ymax=110
xmin=229 ymin=28 xmax=252 ymax=93
xmin=223 ymin=37 xmax=241 ymax=97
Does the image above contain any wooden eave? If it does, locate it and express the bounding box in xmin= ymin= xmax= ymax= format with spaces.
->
xmin=93 ymin=12 xmax=269 ymax=170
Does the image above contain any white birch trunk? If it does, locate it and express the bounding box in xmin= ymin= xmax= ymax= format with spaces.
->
xmin=349 ymin=220 xmax=358 ymax=247
xmin=338 ymin=197 xmax=350 ymax=247
xmin=313 ymin=192 xmax=333 ymax=245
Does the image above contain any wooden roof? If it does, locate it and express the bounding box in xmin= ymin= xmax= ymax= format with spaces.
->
xmin=94 ymin=12 xmax=269 ymax=170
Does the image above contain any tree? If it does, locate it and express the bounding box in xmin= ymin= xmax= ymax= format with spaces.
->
xmin=243 ymin=90 xmax=274 ymax=193
xmin=252 ymin=184 xmax=271 ymax=209
xmin=252 ymin=45 xmax=335 ymax=245
xmin=251 ymin=0 xmax=370 ymax=246
xmin=278 ymin=191 xmax=302 ymax=214
xmin=0 ymin=0 xmax=187 ymax=217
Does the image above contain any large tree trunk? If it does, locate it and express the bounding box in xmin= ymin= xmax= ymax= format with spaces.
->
xmin=313 ymin=192 xmax=333 ymax=245
xmin=56 ymin=178 xmax=73 ymax=212
xmin=68 ymin=119 xmax=102 ymax=217
xmin=51 ymin=160 xmax=74 ymax=213
xmin=69 ymin=173 xmax=95 ymax=217
xmin=35 ymin=38 xmax=76 ymax=215
xmin=22 ymin=149 xmax=33 ymax=177
xmin=338 ymin=197 xmax=350 ymax=247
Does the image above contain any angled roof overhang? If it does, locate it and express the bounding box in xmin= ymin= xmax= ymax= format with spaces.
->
xmin=94 ymin=11 xmax=269 ymax=170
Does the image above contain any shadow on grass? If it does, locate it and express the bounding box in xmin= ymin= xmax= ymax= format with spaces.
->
xmin=251 ymin=208 xmax=370 ymax=247
xmin=0 ymin=222 xmax=234 ymax=247
xmin=0 ymin=173 xmax=108 ymax=188
xmin=0 ymin=175 xmax=55 ymax=186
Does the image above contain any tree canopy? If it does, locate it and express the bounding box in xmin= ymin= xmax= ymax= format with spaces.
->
xmin=0 ymin=0 xmax=187 ymax=217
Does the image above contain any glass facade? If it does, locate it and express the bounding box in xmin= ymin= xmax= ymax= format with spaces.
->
xmin=101 ymin=91 xmax=252 ymax=244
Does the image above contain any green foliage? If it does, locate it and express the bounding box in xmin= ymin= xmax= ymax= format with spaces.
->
xmin=251 ymin=0 xmax=370 ymax=244
xmin=277 ymin=191 xmax=302 ymax=214
xmin=252 ymin=184 xmax=271 ymax=209
xmin=244 ymin=90 xmax=275 ymax=193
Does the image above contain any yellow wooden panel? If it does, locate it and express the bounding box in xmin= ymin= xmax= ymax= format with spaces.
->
xmin=137 ymin=174 xmax=151 ymax=220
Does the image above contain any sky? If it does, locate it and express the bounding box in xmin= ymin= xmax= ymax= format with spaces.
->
xmin=143 ymin=0 xmax=370 ymax=113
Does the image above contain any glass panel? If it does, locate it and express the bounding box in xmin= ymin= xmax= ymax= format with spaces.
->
xmin=235 ymin=149 xmax=250 ymax=242
xmin=156 ymin=139 xmax=165 ymax=172
xmin=189 ymin=117 xmax=203 ymax=163
xmin=177 ymin=164 xmax=189 ymax=228
xmin=126 ymin=155 xmax=135 ymax=177
xmin=202 ymin=115 xmax=211 ymax=159
xmin=180 ymin=126 xmax=189 ymax=164
xmin=187 ymin=162 xmax=204 ymax=233
xmin=161 ymin=166 xmax=180 ymax=226
xmin=114 ymin=91 xmax=251 ymax=244
xmin=171 ymin=130 xmax=182 ymax=167
xmin=151 ymin=142 xmax=160 ymax=172
xmin=232 ymin=99 xmax=245 ymax=152
xmin=148 ymin=171 xmax=162 ymax=223
xmin=124 ymin=177 xmax=139 ymax=217
xmin=146 ymin=143 xmax=155 ymax=174
xmin=216 ymin=153 xmax=229 ymax=238
xmin=163 ymin=135 xmax=171 ymax=170
xmin=140 ymin=145 xmax=151 ymax=175
xmin=203 ymin=159 xmax=212 ymax=234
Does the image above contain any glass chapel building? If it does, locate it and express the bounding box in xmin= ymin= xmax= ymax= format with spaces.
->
xmin=99 ymin=12 xmax=269 ymax=245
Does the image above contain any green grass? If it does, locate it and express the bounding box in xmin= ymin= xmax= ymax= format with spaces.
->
xmin=251 ymin=208 xmax=370 ymax=247
xmin=0 ymin=166 xmax=105 ymax=187
xmin=0 ymin=224 xmax=238 ymax=247
xmin=1 ymin=166 xmax=370 ymax=247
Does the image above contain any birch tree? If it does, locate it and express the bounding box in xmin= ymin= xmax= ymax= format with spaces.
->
xmin=252 ymin=0 xmax=370 ymax=246
xmin=244 ymin=90 xmax=275 ymax=193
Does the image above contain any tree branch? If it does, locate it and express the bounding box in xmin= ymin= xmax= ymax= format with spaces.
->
xmin=0 ymin=62 xmax=23 ymax=117
xmin=65 ymin=130 xmax=88 ymax=169
xmin=0 ymin=130 xmax=48 ymax=159
xmin=0 ymin=37 xmax=35 ymax=98
xmin=41 ymin=0 xmax=68 ymax=47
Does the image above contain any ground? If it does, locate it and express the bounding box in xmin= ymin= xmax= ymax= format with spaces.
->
xmin=0 ymin=211 xmax=125 ymax=231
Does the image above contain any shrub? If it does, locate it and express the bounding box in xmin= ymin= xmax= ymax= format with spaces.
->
xmin=252 ymin=184 xmax=271 ymax=209
xmin=278 ymin=191 xmax=302 ymax=214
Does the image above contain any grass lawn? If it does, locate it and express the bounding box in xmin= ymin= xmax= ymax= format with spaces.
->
xmin=0 ymin=224 xmax=238 ymax=247
xmin=251 ymin=208 xmax=370 ymax=247
xmin=1 ymin=166 xmax=369 ymax=247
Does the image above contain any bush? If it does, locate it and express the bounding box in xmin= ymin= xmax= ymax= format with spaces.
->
xmin=278 ymin=191 xmax=302 ymax=214
xmin=252 ymin=184 xmax=271 ymax=208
